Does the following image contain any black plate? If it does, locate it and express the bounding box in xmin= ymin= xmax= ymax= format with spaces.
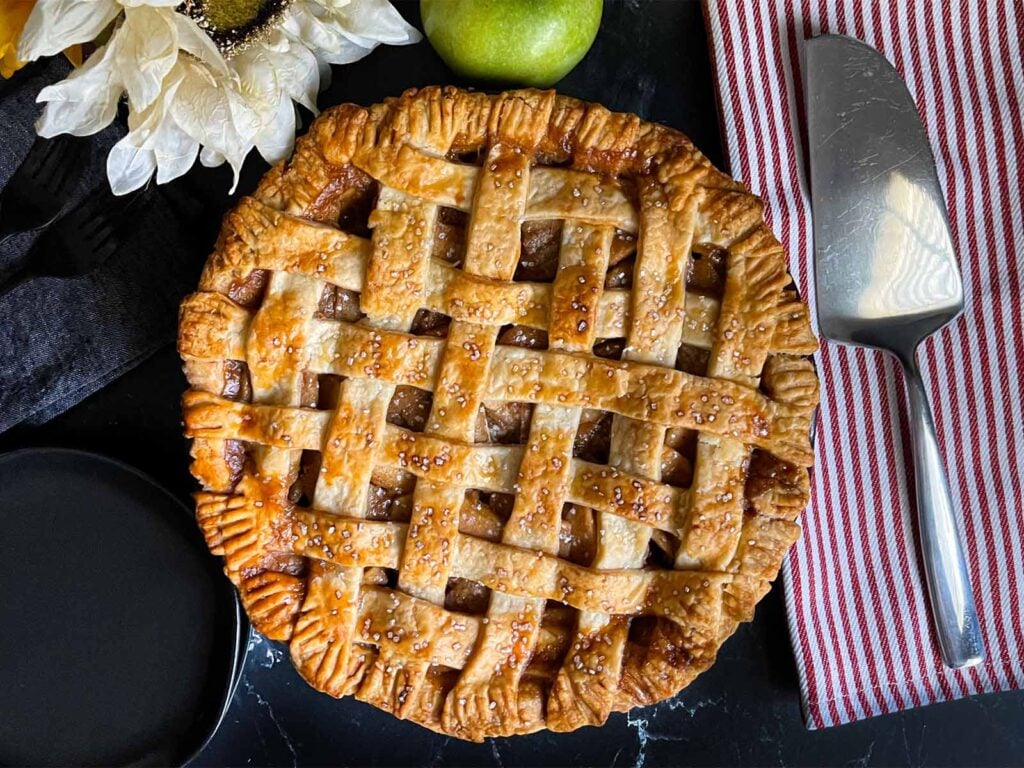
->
xmin=0 ymin=449 xmax=242 ymax=767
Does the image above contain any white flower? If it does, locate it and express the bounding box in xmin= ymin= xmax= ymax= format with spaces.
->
xmin=18 ymin=0 xmax=420 ymax=194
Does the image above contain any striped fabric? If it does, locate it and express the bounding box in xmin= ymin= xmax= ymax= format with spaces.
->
xmin=703 ymin=0 xmax=1024 ymax=728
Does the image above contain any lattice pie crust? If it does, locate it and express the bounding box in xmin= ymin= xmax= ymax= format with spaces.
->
xmin=178 ymin=87 xmax=819 ymax=741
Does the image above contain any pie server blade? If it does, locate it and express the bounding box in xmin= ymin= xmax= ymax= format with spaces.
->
xmin=804 ymin=34 xmax=984 ymax=669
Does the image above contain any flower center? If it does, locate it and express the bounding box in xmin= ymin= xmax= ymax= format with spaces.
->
xmin=179 ymin=0 xmax=292 ymax=56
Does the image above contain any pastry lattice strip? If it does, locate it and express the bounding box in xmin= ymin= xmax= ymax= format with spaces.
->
xmin=179 ymin=87 xmax=818 ymax=740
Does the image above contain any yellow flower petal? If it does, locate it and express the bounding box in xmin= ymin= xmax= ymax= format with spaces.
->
xmin=0 ymin=0 xmax=35 ymax=78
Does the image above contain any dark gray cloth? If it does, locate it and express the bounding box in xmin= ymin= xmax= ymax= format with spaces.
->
xmin=0 ymin=59 xmax=225 ymax=434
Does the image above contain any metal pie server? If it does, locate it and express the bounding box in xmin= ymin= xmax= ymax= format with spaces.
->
xmin=805 ymin=34 xmax=985 ymax=668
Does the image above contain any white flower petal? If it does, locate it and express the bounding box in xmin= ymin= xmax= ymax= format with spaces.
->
xmin=233 ymin=46 xmax=280 ymax=110
xmin=225 ymin=88 xmax=262 ymax=143
xmin=259 ymin=29 xmax=290 ymax=54
xmin=153 ymin=121 xmax=199 ymax=185
xmin=18 ymin=0 xmax=120 ymax=60
xmin=116 ymin=6 xmax=177 ymax=110
xmin=285 ymin=10 xmax=377 ymax=66
xmin=200 ymin=146 xmax=225 ymax=168
xmin=316 ymin=54 xmax=333 ymax=90
xmin=120 ymin=66 xmax=179 ymax=139
xmin=280 ymin=0 xmax=419 ymax=65
xmin=255 ymin=32 xmax=319 ymax=112
xmin=253 ymin=91 xmax=295 ymax=164
xmin=281 ymin=5 xmax=350 ymax=57
xmin=171 ymin=60 xmax=252 ymax=190
xmin=170 ymin=12 xmax=231 ymax=77
xmin=277 ymin=44 xmax=320 ymax=113
xmin=107 ymin=141 xmax=156 ymax=195
xmin=106 ymin=72 xmax=166 ymax=193
xmin=35 ymin=42 xmax=122 ymax=136
xmin=282 ymin=3 xmax=370 ymax=61
xmin=318 ymin=40 xmax=375 ymax=65
xmin=170 ymin=62 xmax=229 ymax=141
xmin=331 ymin=0 xmax=422 ymax=45
xmin=120 ymin=0 xmax=180 ymax=6
xmin=105 ymin=64 xmax=198 ymax=190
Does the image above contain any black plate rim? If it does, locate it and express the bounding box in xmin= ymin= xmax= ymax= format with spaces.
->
xmin=0 ymin=446 xmax=245 ymax=768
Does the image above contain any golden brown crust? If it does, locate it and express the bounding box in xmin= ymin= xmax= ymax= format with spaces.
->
xmin=177 ymin=86 xmax=819 ymax=741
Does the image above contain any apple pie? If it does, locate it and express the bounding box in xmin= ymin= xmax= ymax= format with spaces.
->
xmin=178 ymin=86 xmax=819 ymax=740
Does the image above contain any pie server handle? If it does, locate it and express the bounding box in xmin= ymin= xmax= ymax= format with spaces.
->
xmin=902 ymin=352 xmax=985 ymax=669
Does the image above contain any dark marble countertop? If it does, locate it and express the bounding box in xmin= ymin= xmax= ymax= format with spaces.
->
xmin=2 ymin=1 xmax=1022 ymax=765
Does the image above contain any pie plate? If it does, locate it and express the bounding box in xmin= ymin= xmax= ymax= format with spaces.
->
xmin=0 ymin=449 xmax=243 ymax=766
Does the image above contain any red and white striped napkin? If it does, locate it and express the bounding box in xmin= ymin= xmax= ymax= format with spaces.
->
xmin=703 ymin=0 xmax=1024 ymax=728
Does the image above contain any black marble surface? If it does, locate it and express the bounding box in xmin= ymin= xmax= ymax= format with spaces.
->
xmin=2 ymin=1 xmax=1023 ymax=765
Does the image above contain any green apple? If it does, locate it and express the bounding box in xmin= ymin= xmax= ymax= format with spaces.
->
xmin=420 ymin=0 xmax=602 ymax=88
